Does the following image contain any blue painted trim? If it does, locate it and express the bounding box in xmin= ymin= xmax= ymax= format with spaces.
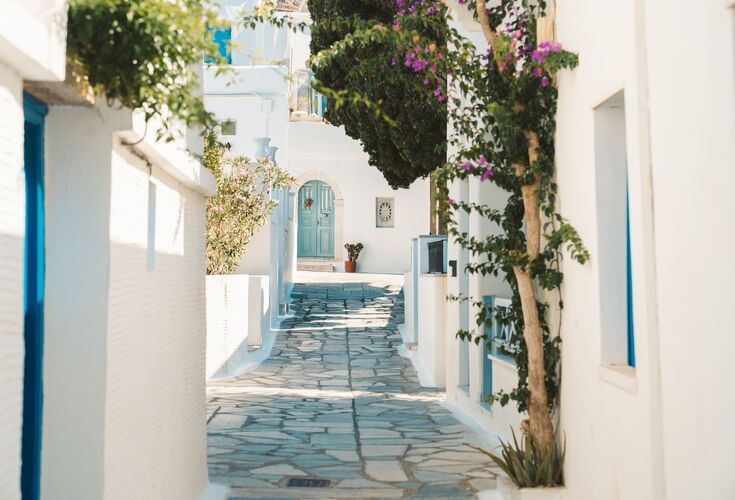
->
xmin=22 ymin=92 xmax=47 ymax=500
xmin=626 ymin=187 xmax=635 ymax=367
xmin=481 ymin=296 xmax=494 ymax=404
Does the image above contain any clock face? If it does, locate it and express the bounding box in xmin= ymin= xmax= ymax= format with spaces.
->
xmin=378 ymin=201 xmax=393 ymax=223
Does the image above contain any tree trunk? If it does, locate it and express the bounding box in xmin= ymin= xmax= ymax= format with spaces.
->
xmin=474 ymin=5 xmax=557 ymax=454
xmin=511 ymin=132 xmax=556 ymax=454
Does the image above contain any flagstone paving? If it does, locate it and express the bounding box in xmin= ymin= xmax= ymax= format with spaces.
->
xmin=207 ymin=273 xmax=499 ymax=499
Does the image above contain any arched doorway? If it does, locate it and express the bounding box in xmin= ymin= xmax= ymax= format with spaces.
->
xmin=297 ymin=180 xmax=335 ymax=258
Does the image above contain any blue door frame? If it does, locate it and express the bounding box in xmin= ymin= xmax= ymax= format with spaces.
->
xmin=22 ymin=92 xmax=47 ymax=500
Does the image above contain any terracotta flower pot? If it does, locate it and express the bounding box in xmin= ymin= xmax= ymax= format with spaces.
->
xmin=345 ymin=261 xmax=357 ymax=273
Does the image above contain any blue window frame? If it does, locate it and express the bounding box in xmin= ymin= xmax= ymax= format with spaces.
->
xmin=481 ymin=296 xmax=494 ymax=406
xmin=22 ymin=92 xmax=47 ymax=500
xmin=206 ymin=27 xmax=232 ymax=64
xmin=626 ymin=188 xmax=635 ymax=367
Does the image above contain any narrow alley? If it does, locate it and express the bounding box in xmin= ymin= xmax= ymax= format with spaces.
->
xmin=206 ymin=274 xmax=499 ymax=499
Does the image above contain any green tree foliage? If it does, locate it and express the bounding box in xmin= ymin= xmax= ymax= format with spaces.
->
xmin=67 ymin=0 xmax=225 ymax=140
xmin=308 ymin=0 xmax=447 ymax=188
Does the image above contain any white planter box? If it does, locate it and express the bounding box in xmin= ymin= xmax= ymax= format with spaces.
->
xmin=496 ymin=477 xmax=565 ymax=500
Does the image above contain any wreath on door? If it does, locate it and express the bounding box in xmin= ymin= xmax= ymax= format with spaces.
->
xmin=304 ymin=197 xmax=313 ymax=209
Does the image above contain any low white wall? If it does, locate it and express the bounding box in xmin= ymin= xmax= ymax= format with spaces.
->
xmin=206 ymin=275 xmax=249 ymax=379
xmin=402 ymin=271 xmax=415 ymax=344
xmin=247 ymin=275 xmax=269 ymax=348
xmin=416 ymin=274 xmax=448 ymax=388
xmin=206 ymin=274 xmax=272 ymax=379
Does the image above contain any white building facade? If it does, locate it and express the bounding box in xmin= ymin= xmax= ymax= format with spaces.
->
xmin=0 ymin=2 xmax=215 ymax=498
xmin=405 ymin=1 xmax=735 ymax=499
xmin=204 ymin=1 xmax=431 ymax=279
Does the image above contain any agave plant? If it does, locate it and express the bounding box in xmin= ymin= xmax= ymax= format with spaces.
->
xmin=475 ymin=428 xmax=565 ymax=488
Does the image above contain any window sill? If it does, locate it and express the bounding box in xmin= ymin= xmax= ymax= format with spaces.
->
xmin=599 ymin=364 xmax=637 ymax=394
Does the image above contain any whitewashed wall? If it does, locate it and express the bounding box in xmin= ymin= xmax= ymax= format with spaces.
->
xmin=555 ymin=1 xmax=735 ymax=499
xmin=644 ymin=3 xmax=735 ymax=499
xmin=0 ymin=61 xmax=26 ymax=500
xmin=555 ymin=0 xmax=669 ymax=497
xmin=104 ymin=142 xmax=210 ymax=500
xmin=0 ymin=2 xmax=67 ymax=497
xmin=40 ymin=101 xmax=214 ymax=500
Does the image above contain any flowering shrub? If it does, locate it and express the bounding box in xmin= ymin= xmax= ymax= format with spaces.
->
xmin=204 ymin=136 xmax=294 ymax=275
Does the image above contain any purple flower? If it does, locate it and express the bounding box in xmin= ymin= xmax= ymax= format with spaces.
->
xmin=541 ymin=77 xmax=550 ymax=87
xmin=533 ymin=67 xmax=542 ymax=77
xmin=481 ymin=167 xmax=493 ymax=181
xmin=447 ymin=198 xmax=456 ymax=206
xmin=462 ymin=162 xmax=472 ymax=171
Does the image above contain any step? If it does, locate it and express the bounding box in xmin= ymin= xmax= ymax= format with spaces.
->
xmin=297 ymin=262 xmax=335 ymax=272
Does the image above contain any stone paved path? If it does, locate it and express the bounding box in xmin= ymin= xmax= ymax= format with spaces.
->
xmin=207 ymin=273 xmax=498 ymax=499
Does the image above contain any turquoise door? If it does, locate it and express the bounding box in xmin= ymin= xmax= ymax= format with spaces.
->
xmin=297 ymin=181 xmax=334 ymax=258
xmin=22 ymin=93 xmax=47 ymax=500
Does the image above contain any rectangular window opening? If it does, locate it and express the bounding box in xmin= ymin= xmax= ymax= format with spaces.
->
xmin=594 ymin=90 xmax=635 ymax=368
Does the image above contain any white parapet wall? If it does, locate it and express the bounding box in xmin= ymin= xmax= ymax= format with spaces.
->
xmin=247 ymin=275 xmax=270 ymax=348
xmin=416 ymin=274 xmax=448 ymax=388
xmin=206 ymin=275 xmax=250 ymax=379
xmin=402 ymin=271 xmax=415 ymax=344
xmin=206 ymin=274 xmax=273 ymax=379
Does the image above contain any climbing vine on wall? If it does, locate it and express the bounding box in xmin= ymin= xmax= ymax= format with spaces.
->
xmin=309 ymin=0 xmax=589 ymax=482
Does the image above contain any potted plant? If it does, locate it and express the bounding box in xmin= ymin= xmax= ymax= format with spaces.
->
xmin=344 ymin=243 xmax=363 ymax=273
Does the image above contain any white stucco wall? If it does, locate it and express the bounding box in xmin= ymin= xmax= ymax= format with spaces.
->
xmin=642 ymin=2 xmax=735 ymax=499
xmin=416 ymin=274 xmax=448 ymax=388
xmin=103 ymin=141 xmax=209 ymax=500
xmin=556 ymin=1 xmax=735 ymax=499
xmin=555 ymin=0 xmax=667 ymax=498
xmin=42 ymin=104 xmax=127 ymax=500
xmin=40 ymin=102 xmax=213 ymax=500
xmin=0 ymin=61 xmax=26 ymax=500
